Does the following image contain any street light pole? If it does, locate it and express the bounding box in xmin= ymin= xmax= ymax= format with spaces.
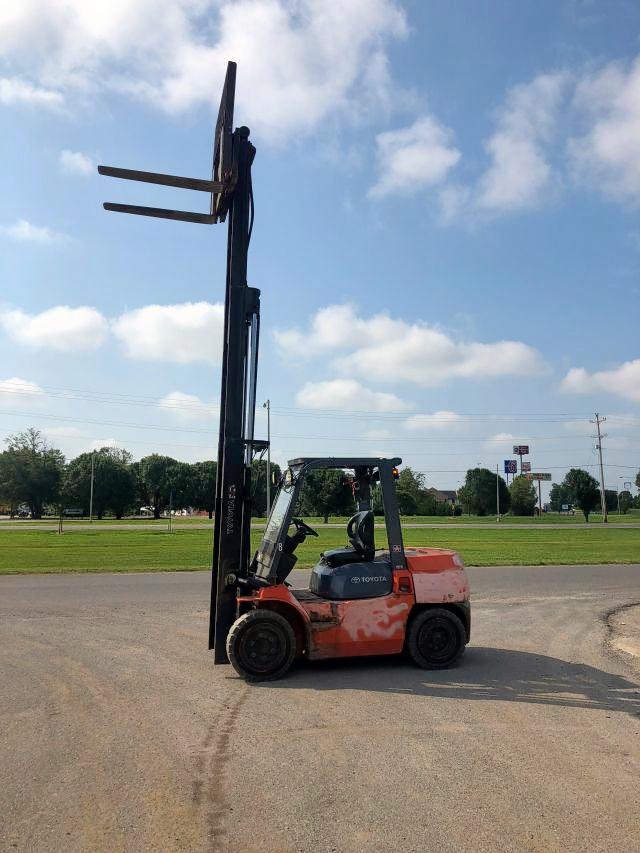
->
xmin=89 ymin=451 xmax=95 ymax=523
xmin=496 ymin=464 xmax=500 ymax=522
xmin=591 ymin=413 xmax=608 ymax=523
xmin=263 ymin=399 xmax=271 ymax=517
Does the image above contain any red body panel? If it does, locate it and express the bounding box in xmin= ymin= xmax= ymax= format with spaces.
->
xmin=405 ymin=548 xmax=470 ymax=604
xmin=240 ymin=548 xmax=470 ymax=662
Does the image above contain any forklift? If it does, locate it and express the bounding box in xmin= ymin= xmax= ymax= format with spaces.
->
xmin=99 ymin=61 xmax=471 ymax=682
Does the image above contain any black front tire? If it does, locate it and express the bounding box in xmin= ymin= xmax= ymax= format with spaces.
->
xmin=407 ymin=608 xmax=466 ymax=670
xmin=226 ymin=609 xmax=296 ymax=682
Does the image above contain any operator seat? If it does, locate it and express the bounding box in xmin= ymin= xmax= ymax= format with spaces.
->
xmin=321 ymin=510 xmax=375 ymax=567
xmin=309 ymin=510 xmax=392 ymax=600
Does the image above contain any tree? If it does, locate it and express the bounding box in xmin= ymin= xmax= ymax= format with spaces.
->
xmin=135 ymin=455 xmax=182 ymax=518
xmin=636 ymin=470 xmax=640 ymax=492
xmin=458 ymin=468 xmax=510 ymax=516
xmin=509 ymin=476 xmax=538 ymax=516
xmin=192 ymin=461 xmax=217 ymax=518
xmin=299 ymin=469 xmax=354 ymax=523
xmin=549 ymin=482 xmax=572 ymax=512
xmin=395 ymin=468 xmax=439 ymax=516
xmin=0 ymin=429 xmax=64 ymax=518
xmin=618 ymin=491 xmax=633 ymax=514
xmin=251 ymin=459 xmax=282 ymax=517
xmin=563 ymin=468 xmax=600 ymax=523
xmin=604 ymin=489 xmax=618 ymax=513
xmin=64 ymin=447 xmax=135 ymax=519
xmin=396 ymin=467 xmax=424 ymax=516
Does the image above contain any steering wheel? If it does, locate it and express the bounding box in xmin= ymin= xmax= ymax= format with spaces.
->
xmin=291 ymin=518 xmax=319 ymax=538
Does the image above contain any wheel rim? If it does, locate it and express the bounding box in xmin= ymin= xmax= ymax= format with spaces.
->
xmin=237 ymin=623 xmax=289 ymax=675
xmin=417 ymin=617 xmax=459 ymax=664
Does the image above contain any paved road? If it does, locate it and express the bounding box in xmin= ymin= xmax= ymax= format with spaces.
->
xmin=1 ymin=565 xmax=639 ymax=852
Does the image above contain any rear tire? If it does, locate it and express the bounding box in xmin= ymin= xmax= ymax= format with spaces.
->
xmin=226 ymin=609 xmax=296 ymax=682
xmin=407 ymin=608 xmax=466 ymax=670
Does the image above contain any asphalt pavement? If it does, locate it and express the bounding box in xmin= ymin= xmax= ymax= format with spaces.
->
xmin=1 ymin=564 xmax=639 ymax=852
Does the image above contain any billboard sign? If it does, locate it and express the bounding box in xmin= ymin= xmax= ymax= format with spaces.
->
xmin=504 ymin=460 xmax=517 ymax=474
xmin=527 ymin=472 xmax=552 ymax=481
xmin=522 ymin=461 xmax=531 ymax=473
xmin=513 ymin=445 xmax=529 ymax=455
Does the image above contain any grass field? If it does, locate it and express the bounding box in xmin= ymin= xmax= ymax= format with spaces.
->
xmin=2 ymin=509 xmax=639 ymax=526
xmin=1 ymin=525 xmax=639 ymax=574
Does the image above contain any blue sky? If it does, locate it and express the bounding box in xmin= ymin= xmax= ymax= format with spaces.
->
xmin=1 ymin=0 xmax=639 ymax=497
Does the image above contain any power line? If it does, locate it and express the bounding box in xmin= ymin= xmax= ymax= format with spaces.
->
xmin=1 ymin=407 xmax=640 ymax=447
xmin=4 ymin=381 xmax=638 ymax=426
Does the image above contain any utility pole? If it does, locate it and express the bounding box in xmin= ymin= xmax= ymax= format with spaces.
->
xmin=168 ymin=487 xmax=173 ymax=533
xmin=537 ymin=479 xmax=543 ymax=519
xmin=263 ymin=399 xmax=271 ymax=516
xmin=496 ymin=464 xmax=501 ymax=522
xmin=89 ymin=451 xmax=95 ymax=523
xmin=591 ymin=413 xmax=608 ymax=523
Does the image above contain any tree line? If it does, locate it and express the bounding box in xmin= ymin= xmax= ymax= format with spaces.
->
xmin=0 ymin=428 xmax=279 ymax=519
xmin=1 ymin=428 xmax=637 ymax=521
xmin=456 ymin=466 xmax=638 ymax=521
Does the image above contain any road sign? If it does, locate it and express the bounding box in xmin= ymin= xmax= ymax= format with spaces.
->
xmin=513 ymin=445 xmax=529 ymax=455
xmin=562 ymin=504 xmax=569 ymax=511
xmin=527 ymin=472 xmax=552 ymax=481
xmin=522 ymin=461 xmax=531 ymax=473
xmin=504 ymin=460 xmax=517 ymax=474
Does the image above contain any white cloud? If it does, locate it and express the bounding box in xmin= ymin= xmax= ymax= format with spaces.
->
xmin=0 ymin=376 xmax=44 ymax=407
xmin=485 ymin=432 xmax=516 ymax=446
xmin=560 ymin=360 xmax=640 ymax=403
xmin=158 ymin=390 xmax=218 ymax=421
xmin=369 ymin=116 xmax=460 ymax=198
xmin=0 ymin=76 xmax=63 ymax=108
xmin=277 ymin=304 xmax=546 ymax=387
xmin=569 ymin=56 xmax=640 ymax=203
xmin=296 ymin=379 xmax=410 ymax=412
xmin=403 ymin=411 xmax=463 ymax=431
xmin=0 ymin=219 xmax=67 ymax=244
xmin=476 ymin=72 xmax=567 ymax=213
xmin=112 ymin=302 xmax=224 ymax=365
xmin=0 ymin=306 xmax=108 ymax=351
xmin=362 ymin=428 xmax=392 ymax=440
xmin=0 ymin=0 xmax=408 ymax=141
xmin=59 ymin=149 xmax=94 ymax=176
xmin=275 ymin=304 xmax=359 ymax=358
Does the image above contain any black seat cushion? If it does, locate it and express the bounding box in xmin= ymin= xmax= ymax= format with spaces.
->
xmin=321 ymin=546 xmax=363 ymax=568
xmin=321 ymin=510 xmax=375 ymax=567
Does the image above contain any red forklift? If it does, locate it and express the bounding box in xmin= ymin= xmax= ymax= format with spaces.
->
xmin=99 ymin=61 xmax=471 ymax=682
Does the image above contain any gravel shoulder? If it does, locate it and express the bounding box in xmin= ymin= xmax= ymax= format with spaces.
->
xmin=608 ymin=602 xmax=640 ymax=673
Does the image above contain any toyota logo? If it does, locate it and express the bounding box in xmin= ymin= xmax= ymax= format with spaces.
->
xmin=350 ymin=576 xmax=361 ymax=583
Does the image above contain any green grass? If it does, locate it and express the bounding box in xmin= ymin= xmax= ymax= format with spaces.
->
xmin=1 ymin=525 xmax=639 ymax=574
xmin=3 ymin=509 xmax=639 ymax=526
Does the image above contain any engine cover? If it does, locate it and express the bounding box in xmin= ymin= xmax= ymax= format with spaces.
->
xmin=310 ymin=557 xmax=392 ymax=600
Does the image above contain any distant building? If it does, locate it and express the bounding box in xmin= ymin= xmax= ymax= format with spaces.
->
xmin=427 ymin=488 xmax=458 ymax=504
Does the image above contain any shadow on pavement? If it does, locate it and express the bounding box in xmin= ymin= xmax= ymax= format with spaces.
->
xmin=261 ymin=647 xmax=640 ymax=718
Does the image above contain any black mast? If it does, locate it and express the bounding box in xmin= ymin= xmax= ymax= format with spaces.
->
xmin=210 ymin=124 xmax=259 ymax=662
xmin=98 ymin=61 xmax=261 ymax=664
